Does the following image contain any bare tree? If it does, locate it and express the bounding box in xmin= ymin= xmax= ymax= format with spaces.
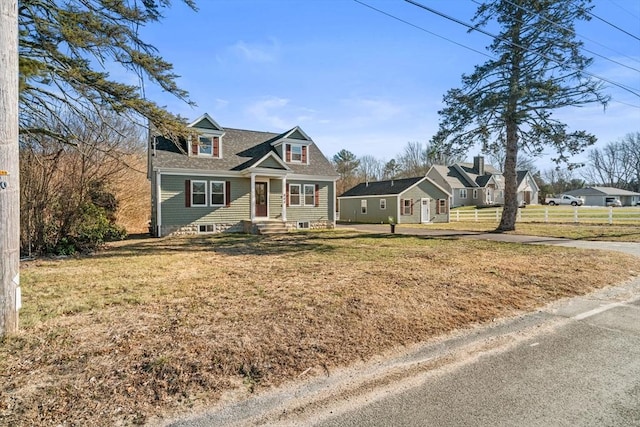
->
xmin=20 ymin=110 xmax=141 ymax=255
xmin=481 ymin=147 xmax=538 ymax=174
xmin=357 ymin=155 xmax=384 ymax=182
xmin=397 ymin=141 xmax=429 ymax=178
xmin=582 ymin=133 xmax=640 ymax=191
xmin=540 ymin=168 xmax=584 ymax=196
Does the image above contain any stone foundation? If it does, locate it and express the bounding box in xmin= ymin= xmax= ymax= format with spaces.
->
xmin=160 ymin=222 xmax=243 ymax=237
xmin=159 ymin=220 xmax=334 ymax=237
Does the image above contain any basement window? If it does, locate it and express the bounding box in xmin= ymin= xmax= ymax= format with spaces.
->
xmin=297 ymin=221 xmax=310 ymax=229
xmin=198 ymin=224 xmax=215 ymax=233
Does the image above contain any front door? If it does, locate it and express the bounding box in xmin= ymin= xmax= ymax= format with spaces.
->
xmin=255 ymin=182 xmax=268 ymax=218
xmin=421 ymin=198 xmax=430 ymax=223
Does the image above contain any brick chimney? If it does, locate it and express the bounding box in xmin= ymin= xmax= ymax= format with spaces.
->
xmin=473 ymin=155 xmax=485 ymax=175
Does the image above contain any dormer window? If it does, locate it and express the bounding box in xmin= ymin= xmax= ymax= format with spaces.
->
xmin=192 ymin=135 xmax=221 ymax=158
xmin=285 ymin=143 xmax=308 ymax=164
xmin=199 ymin=136 xmax=212 ymax=155
xmin=291 ymin=145 xmax=302 ymax=162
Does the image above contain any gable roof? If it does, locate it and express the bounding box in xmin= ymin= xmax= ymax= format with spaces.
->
xmin=152 ymin=123 xmax=337 ymax=177
xmin=339 ymin=177 xmax=425 ymax=197
xmin=456 ymin=162 xmax=502 ymax=187
xmin=566 ymin=186 xmax=640 ymax=197
xmin=189 ymin=113 xmax=224 ymax=132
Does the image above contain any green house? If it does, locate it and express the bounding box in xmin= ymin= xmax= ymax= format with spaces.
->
xmin=148 ymin=114 xmax=339 ymax=236
xmin=338 ymin=177 xmax=451 ymax=224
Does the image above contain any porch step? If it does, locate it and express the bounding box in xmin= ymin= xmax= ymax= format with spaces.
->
xmin=254 ymin=221 xmax=288 ymax=235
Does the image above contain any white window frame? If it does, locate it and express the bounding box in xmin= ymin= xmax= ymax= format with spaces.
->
xmin=472 ymin=189 xmax=478 ymax=199
xmin=198 ymin=136 xmax=213 ymax=156
xmin=438 ymin=199 xmax=448 ymax=214
xmin=290 ymin=144 xmax=303 ymax=163
xmin=402 ymin=199 xmax=412 ymax=216
xmin=191 ymin=180 xmax=208 ymax=207
xmin=289 ymin=184 xmax=301 ymax=206
xmin=210 ymin=181 xmax=225 ymax=206
xmin=459 ymin=189 xmax=467 ymax=199
xmin=304 ymin=184 xmax=315 ymax=206
xmin=198 ymin=224 xmax=215 ymax=233
xmin=361 ymin=199 xmax=367 ymax=214
xmin=380 ymin=199 xmax=387 ymax=210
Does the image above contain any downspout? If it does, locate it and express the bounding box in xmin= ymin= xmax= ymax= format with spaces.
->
xmin=332 ymin=179 xmax=337 ymax=226
xmin=250 ymin=173 xmax=256 ymax=222
xmin=155 ymin=170 xmax=162 ymax=237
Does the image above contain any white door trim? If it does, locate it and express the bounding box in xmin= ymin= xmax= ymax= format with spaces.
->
xmin=421 ymin=198 xmax=430 ymax=223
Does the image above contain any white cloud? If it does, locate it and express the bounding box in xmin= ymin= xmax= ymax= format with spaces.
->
xmin=229 ymin=38 xmax=280 ymax=63
xmin=245 ymin=97 xmax=317 ymax=130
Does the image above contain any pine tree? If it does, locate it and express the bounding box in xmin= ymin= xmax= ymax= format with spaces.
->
xmin=431 ymin=0 xmax=608 ymax=231
xmin=2 ymin=0 xmax=196 ymax=335
xmin=19 ymin=0 xmax=197 ymax=139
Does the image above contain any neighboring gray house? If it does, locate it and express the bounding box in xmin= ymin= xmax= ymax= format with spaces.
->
xmin=338 ymin=176 xmax=450 ymax=224
xmin=426 ymin=156 xmax=539 ymax=207
xmin=565 ymin=186 xmax=640 ymax=206
xmin=148 ymin=113 xmax=339 ymax=236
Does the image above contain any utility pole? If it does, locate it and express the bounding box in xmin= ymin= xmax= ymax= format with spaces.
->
xmin=0 ymin=0 xmax=20 ymax=336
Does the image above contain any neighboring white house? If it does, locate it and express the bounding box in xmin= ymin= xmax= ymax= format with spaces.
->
xmin=426 ymin=156 xmax=539 ymax=208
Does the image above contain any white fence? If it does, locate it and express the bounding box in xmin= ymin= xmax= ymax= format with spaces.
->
xmin=451 ymin=206 xmax=640 ymax=225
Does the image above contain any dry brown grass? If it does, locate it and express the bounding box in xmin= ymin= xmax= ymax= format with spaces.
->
xmin=1 ymin=231 xmax=637 ymax=425
xmin=112 ymin=154 xmax=151 ymax=234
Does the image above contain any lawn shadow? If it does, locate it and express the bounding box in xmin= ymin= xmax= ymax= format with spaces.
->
xmin=92 ymin=232 xmax=342 ymax=259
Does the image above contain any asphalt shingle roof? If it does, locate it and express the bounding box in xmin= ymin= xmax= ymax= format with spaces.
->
xmin=566 ymin=186 xmax=640 ymax=196
xmin=152 ymin=127 xmax=338 ymax=177
xmin=339 ymin=177 xmax=424 ymax=197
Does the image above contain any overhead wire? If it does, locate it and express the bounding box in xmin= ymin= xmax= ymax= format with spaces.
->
xmin=584 ymin=6 xmax=640 ymax=42
xmin=485 ymin=0 xmax=640 ymax=72
xmin=609 ymin=0 xmax=640 ymax=21
xmin=402 ymin=0 xmax=640 ymax=99
xmin=352 ymin=0 xmax=491 ymax=59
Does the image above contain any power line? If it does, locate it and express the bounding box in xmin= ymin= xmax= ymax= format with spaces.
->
xmin=351 ymin=0 xmax=640 ymax=109
xmin=609 ymin=0 xmax=640 ymax=21
xmin=491 ymin=0 xmax=640 ymax=72
xmin=585 ymin=7 xmax=640 ymax=42
xmin=352 ymin=0 xmax=491 ymax=59
xmin=403 ymin=0 xmax=640 ymax=98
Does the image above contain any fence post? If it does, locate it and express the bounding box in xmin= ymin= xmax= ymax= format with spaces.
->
xmin=456 ymin=210 xmax=459 ymax=222
xmin=496 ymin=208 xmax=499 ymax=222
xmin=517 ymin=208 xmax=521 ymax=222
xmin=544 ymin=207 xmax=548 ymax=223
xmin=609 ymin=207 xmax=613 ymax=225
xmin=574 ymin=206 xmax=578 ymax=223
xmin=474 ymin=209 xmax=478 ymax=222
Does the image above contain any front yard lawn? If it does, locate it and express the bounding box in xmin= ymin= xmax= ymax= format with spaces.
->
xmin=1 ymin=231 xmax=637 ymax=425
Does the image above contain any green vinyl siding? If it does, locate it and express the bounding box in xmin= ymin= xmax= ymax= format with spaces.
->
xmin=286 ymin=180 xmax=331 ymax=222
xmin=400 ymin=180 xmax=449 ymax=223
xmin=257 ymin=156 xmax=285 ymax=169
xmin=339 ymin=196 xmax=398 ymax=224
xmin=160 ymin=174 xmax=250 ymax=226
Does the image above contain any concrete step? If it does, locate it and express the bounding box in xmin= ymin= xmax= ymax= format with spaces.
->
xmin=254 ymin=221 xmax=288 ymax=235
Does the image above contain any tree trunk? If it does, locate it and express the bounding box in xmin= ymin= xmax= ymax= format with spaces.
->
xmin=498 ymin=123 xmax=519 ymax=231
xmin=0 ymin=0 xmax=20 ymax=336
xmin=497 ymin=4 xmax=523 ymax=232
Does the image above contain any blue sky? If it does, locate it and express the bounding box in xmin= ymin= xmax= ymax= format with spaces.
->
xmin=138 ymin=0 xmax=640 ymax=171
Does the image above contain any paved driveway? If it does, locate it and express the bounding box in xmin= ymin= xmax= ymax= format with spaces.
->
xmin=336 ymin=223 xmax=640 ymax=257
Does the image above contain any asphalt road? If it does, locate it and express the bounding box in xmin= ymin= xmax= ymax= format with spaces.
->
xmin=313 ymin=295 xmax=640 ymax=427
xmin=164 ymin=228 xmax=640 ymax=427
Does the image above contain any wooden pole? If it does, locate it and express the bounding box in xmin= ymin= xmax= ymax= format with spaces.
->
xmin=0 ymin=0 xmax=20 ymax=336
